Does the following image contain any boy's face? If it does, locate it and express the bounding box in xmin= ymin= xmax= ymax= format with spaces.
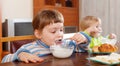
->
xmin=90 ymin=21 xmax=102 ymax=37
xmin=35 ymin=23 xmax=64 ymax=46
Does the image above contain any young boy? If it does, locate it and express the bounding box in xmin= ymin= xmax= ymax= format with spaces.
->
xmin=79 ymin=16 xmax=116 ymax=49
xmin=2 ymin=10 xmax=91 ymax=63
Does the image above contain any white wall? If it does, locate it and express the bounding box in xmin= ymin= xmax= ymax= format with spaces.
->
xmin=1 ymin=0 xmax=33 ymax=22
xmin=81 ymin=0 xmax=109 ymax=36
xmin=81 ymin=0 xmax=120 ymax=40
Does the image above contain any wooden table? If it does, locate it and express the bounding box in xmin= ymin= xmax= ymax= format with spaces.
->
xmin=0 ymin=52 xmax=120 ymax=66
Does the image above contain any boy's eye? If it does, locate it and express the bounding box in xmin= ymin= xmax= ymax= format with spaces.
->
xmin=96 ymin=25 xmax=101 ymax=28
xmin=60 ymin=28 xmax=64 ymax=31
xmin=60 ymin=29 xmax=63 ymax=32
xmin=51 ymin=31 xmax=56 ymax=33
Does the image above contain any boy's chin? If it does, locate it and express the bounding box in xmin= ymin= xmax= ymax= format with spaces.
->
xmin=94 ymin=34 xmax=101 ymax=38
xmin=91 ymin=34 xmax=101 ymax=38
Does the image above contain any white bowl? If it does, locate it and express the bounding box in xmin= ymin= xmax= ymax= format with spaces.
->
xmin=50 ymin=44 xmax=74 ymax=58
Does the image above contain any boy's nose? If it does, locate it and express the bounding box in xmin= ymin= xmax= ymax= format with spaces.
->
xmin=99 ymin=28 xmax=102 ymax=33
xmin=57 ymin=32 xmax=63 ymax=37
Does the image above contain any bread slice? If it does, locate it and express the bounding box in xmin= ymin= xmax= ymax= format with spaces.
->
xmin=92 ymin=46 xmax=99 ymax=52
xmin=98 ymin=43 xmax=118 ymax=52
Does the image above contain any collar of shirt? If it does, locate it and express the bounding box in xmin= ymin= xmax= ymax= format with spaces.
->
xmin=36 ymin=40 xmax=50 ymax=48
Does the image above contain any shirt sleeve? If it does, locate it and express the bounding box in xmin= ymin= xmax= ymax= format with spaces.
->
xmin=1 ymin=44 xmax=30 ymax=63
xmin=77 ymin=32 xmax=92 ymax=52
xmin=80 ymin=32 xmax=91 ymax=43
xmin=69 ymin=32 xmax=92 ymax=52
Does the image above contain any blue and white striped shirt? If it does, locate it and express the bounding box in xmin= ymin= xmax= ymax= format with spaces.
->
xmin=1 ymin=32 xmax=91 ymax=63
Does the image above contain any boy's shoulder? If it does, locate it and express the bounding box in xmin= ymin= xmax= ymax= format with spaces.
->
xmin=21 ymin=41 xmax=38 ymax=47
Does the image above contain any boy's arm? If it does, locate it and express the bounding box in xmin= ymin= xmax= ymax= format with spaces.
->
xmin=68 ymin=39 xmax=89 ymax=52
xmin=1 ymin=45 xmax=29 ymax=63
xmin=107 ymin=33 xmax=116 ymax=39
xmin=80 ymin=32 xmax=91 ymax=44
xmin=1 ymin=53 xmax=18 ymax=63
xmin=76 ymin=32 xmax=91 ymax=52
xmin=2 ymin=42 xmax=45 ymax=63
xmin=69 ymin=32 xmax=91 ymax=52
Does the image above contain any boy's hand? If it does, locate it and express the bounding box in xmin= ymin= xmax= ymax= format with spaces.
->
xmin=18 ymin=52 xmax=44 ymax=63
xmin=108 ymin=33 xmax=116 ymax=39
xmin=70 ymin=33 xmax=87 ymax=44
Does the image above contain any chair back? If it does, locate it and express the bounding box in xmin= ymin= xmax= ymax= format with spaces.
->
xmin=10 ymin=39 xmax=34 ymax=53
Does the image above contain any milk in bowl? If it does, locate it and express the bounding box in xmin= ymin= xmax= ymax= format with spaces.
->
xmin=50 ymin=40 xmax=74 ymax=58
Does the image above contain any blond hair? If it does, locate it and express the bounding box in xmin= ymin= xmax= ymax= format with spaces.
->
xmin=80 ymin=16 xmax=100 ymax=31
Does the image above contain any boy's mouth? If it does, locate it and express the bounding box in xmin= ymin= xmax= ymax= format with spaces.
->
xmin=55 ymin=39 xmax=63 ymax=45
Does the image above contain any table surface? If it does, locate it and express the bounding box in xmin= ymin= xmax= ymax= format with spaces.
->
xmin=0 ymin=52 xmax=120 ymax=66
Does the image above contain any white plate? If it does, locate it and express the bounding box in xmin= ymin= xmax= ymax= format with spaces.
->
xmin=88 ymin=50 xmax=111 ymax=55
xmin=87 ymin=57 xmax=120 ymax=65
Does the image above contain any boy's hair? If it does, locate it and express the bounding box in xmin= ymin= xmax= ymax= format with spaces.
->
xmin=32 ymin=9 xmax=64 ymax=31
xmin=80 ymin=16 xmax=100 ymax=31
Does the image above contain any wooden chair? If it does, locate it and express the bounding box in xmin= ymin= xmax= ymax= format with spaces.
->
xmin=0 ymin=35 xmax=36 ymax=60
xmin=10 ymin=39 xmax=35 ymax=53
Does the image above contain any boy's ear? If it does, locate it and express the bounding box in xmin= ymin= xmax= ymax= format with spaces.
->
xmin=34 ymin=29 xmax=42 ymax=39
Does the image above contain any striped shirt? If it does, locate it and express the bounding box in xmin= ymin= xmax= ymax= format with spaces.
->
xmin=1 ymin=32 xmax=90 ymax=63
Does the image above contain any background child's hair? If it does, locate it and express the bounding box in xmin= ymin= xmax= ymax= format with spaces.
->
xmin=80 ymin=16 xmax=100 ymax=31
xmin=32 ymin=9 xmax=64 ymax=31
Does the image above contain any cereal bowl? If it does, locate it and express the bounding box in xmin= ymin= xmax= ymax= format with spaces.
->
xmin=50 ymin=40 xmax=74 ymax=58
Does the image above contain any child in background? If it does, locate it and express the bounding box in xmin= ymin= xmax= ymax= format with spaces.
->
xmin=2 ymin=10 xmax=91 ymax=63
xmin=79 ymin=16 xmax=116 ymax=49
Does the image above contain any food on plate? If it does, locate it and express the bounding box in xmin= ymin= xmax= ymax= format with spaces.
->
xmin=92 ymin=46 xmax=99 ymax=52
xmin=98 ymin=44 xmax=118 ymax=52
xmin=88 ymin=53 xmax=120 ymax=64
xmin=92 ymin=43 xmax=118 ymax=53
